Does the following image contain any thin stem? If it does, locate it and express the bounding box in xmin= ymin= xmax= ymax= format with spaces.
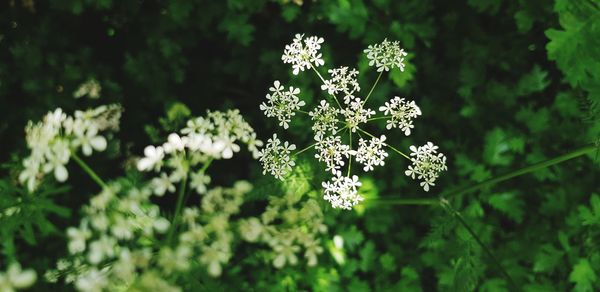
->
xmin=347 ymin=131 xmax=353 ymax=176
xmin=296 ymin=109 xmax=310 ymax=115
xmin=294 ymin=143 xmax=316 ymax=157
xmin=444 ymin=144 xmax=598 ymax=199
xmin=367 ymin=116 xmax=389 ymax=122
xmin=310 ymin=64 xmax=343 ymax=109
xmin=355 ymin=127 xmax=410 ymax=160
xmin=369 ymin=197 xmax=438 ymax=205
xmin=440 ymin=199 xmax=518 ymax=290
xmin=167 ymin=174 xmax=188 ymax=245
xmin=363 ymin=71 xmax=383 ymax=106
xmin=71 ymin=152 xmax=108 ymax=189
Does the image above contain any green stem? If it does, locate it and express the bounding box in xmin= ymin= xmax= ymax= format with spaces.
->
xmin=363 ymin=71 xmax=383 ymax=105
xmin=310 ymin=64 xmax=343 ymax=109
xmin=367 ymin=116 xmax=389 ymax=122
xmin=440 ymin=199 xmax=518 ymax=290
xmin=369 ymin=197 xmax=438 ymax=205
xmin=444 ymin=144 xmax=598 ymax=199
xmin=167 ymin=174 xmax=188 ymax=245
xmin=296 ymin=109 xmax=310 ymax=115
xmin=71 ymin=152 xmax=108 ymax=189
xmin=294 ymin=143 xmax=317 ymax=157
xmin=355 ymin=127 xmax=410 ymax=160
xmin=347 ymin=131 xmax=353 ymax=176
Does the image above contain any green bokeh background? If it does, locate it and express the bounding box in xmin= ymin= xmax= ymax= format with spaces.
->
xmin=1 ymin=0 xmax=599 ymax=291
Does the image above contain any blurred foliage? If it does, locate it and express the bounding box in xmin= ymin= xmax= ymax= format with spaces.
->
xmin=1 ymin=0 xmax=599 ymax=291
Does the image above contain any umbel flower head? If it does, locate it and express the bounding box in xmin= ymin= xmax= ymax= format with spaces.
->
xmin=137 ymin=109 xmax=262 ymax=197
xmin=259 ymin=34 xmax=448 ymax=210
xmin=19 ymin=105 xmax=122 ymax=192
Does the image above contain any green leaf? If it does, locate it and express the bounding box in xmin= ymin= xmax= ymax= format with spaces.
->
xmin=569 ymin=259 xmax=597 ymax=292
xmin=578 ymin=193 xmax=600 ymax=226
xmin=516 ymin=65 xmax=550 ymax=96
xmin=487 ymin=192 xmax=525 ymax=223
xmin=533 ymin=244 xmax=564 ymax=273
xmin=483 ymin=128 xmax=513 ymax=166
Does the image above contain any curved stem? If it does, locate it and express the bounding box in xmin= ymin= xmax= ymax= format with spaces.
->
xmin=440 ymin=199 xmax=518 ymax=290
xmin=444 ymin=144 xmax=598 ymax=199
xmin=362 ymin=71 xmax=383 ymax=106
xmin=71 ymin=152 xmax=108 ymax=189
xmin=369 ymin=197 xmax=438 ymax=205
xmin=167 ymin=174 xmax=188 ymax=245
xmin=347 ymin=131 xmax=353 ymax=176
xmin=296 ymin=109 xmax=310 ymax=115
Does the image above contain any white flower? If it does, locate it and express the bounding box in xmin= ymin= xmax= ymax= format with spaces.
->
xmin=260 ymin=80 xmax=305 ymax=129
xmin=87 ymin=236 xmax=117 ymax=264
xmin=314 ymin=135 xmax=352 ymax=174
xmin=309 ymin=100 xmax=339 ymax=139
xmin=405 ymin=142 xmax=448 ymax=191
xmin=272 ymin=239 xmax=300 ymax=268
xmin=43 ymin=139 xmax=70 ymax=182
xmin=355 ymin=135 xmax=388 ymax=171
xmin=322 ymin=171 xmax=363 ymax=209
xmin=258 ymin=134 xmax=296 ymax=180
xmin=137 ymin=145 xmax=165 ymax=171
xmin=163 ymin=133 xmax=186 ymax=154
xmin=0 ymin=263 xmax=37 ymax=290
xmin=73 ymin=78 xmax=102 ymax=99
xmin=199 ymin=243 xmax=230 ymax=277
xmin=73 ymin=125 xmax=107 ymax=156
xmin=75 ymin=268 xmax=108 ymax=292
xmin=239 ymin=218 xmax=263 ymax=242
xmin=282 ymin=34 xmax=325 ymax=75
xmin=379 ymin=96 xmax=421 ymax=135
xmin=67 ymin=223 xmax=91 ymax=254
xmin=342 ymin=97 xmax=376 ymax=132
xmin=190 ymin=171 xmax=211 ymax=194
xmin=321 ymin=66 xmax=360 ymax=102
xmin=364 ymin=39 xmax=408 ymax=72
xmin=151 ymin=173 xmax=176 ymax=196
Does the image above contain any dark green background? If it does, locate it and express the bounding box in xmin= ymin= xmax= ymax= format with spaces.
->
xmin=1 ymin=0 xmax=599 ymax=291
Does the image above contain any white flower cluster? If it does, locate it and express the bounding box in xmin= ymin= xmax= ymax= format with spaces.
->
xmin=259 ymin=34 xmax=448 ymax=205
xmin=379 ymin=96 xmax=422 ymax=134
xmin=282 ymin=34 xmax=325 ymax=75
xmin=355 ymin=135 xmax=388 ymax=172
xmin=174 ymin=181 xmax=251 ymax=277
xmin=259 ymin=80 xmax=305 ymax=129
xmin=405 ymin=142 xmax=448 ymax=191
xmin=19 ymin=105 xmax=122 ymax=192
xmin=322 ymin=171 xmax=363 ymax=209
xmin=321 ymin=66 xmax=360 ymax=99
xmin=137 ymin=109 xmax=262 ymax=197
xmin=239 ymin=192 xmax=326 ymax=268
xmin=258 ymin=134 xmax=296 ymax=180
xmin=46 ymin=183 xmax=172 ymax=291
xmin=0 ymin=262 xmax=36 ymax=291
xmin=364 ymin=38 xmax=408 ymax=72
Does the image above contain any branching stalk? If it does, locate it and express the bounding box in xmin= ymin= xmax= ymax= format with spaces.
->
xmin=71 ymin=152 xmax=108 ymax=189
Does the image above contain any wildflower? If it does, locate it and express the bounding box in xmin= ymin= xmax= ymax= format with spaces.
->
xmin=379 ymin=96 xmax=421 ymax=135
xmin=258 ymin=134 xmax=296 ymax=180
xmin=239 ymin=218 xmax=263 ymax=242
xmin=260 ymin=80 xmax=305 ymax=129
xmin=67 ymin=223 xmax=91 ymax=254
xmin=73 ymin=78 xmax=102 ymax=99
xmin=0 ymin=263 xmax=37 ymax=291
xmin=137 ymin=145 xmax=165 ymax=171
xmin=190 ymin=170 xmax=211 ymax=194
xmin=314 ymin=135 xmax=352 ymax=174
xmin=272 ymin=239 xmax=300 ymax=268
xmin=322 ymin=171 xmax=363 ymax=209
xmin=355 ymin=135 xmax=388 ymax=171
xmin=405 ymin=142 xmax=448 ymax=191
xmin=309 ymin=100 xmax=339 ymax=139
xmin=364 ymin=39 xmax=408 ymax=72
xmin=151 ymin=173 xmax=176 ymax=196
xmin=73 ymin=125 xmax=107 ymax=156
xmin=199 ymin=243 xmax=230 ymax=277
xmin=282 ymin=34 xmax=325 ymax=75
xmin=321 ymin=67 xmax=361 ymax=101
xmin=342 ymin=97 xmax=376 ymax=132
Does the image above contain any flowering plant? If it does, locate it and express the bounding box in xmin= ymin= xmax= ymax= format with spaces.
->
xmin=259 ymin=34 xmax=448 ymax=209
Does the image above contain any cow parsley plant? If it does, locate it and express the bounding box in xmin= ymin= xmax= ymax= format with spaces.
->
xmin=259 ymin=34 xmax=448 ymax=210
